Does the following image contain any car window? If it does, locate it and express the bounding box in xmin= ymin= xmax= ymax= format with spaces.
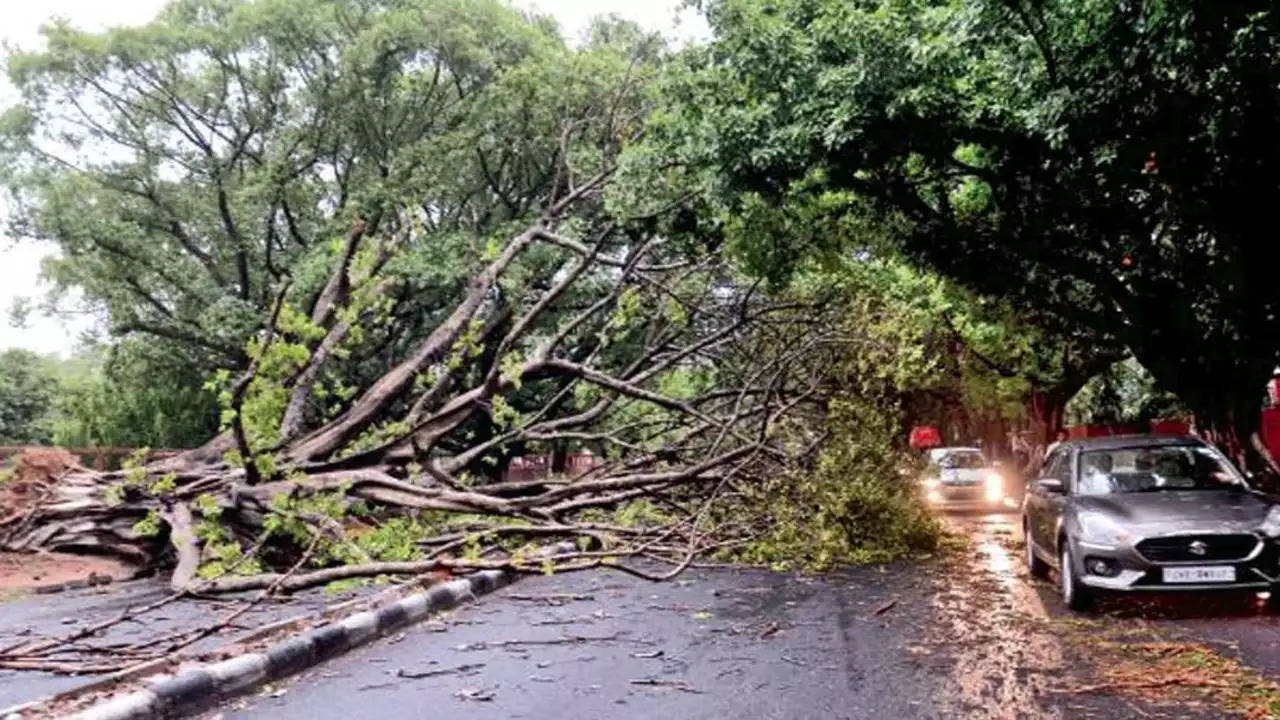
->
xmin=1076 ymin=445 xmax=1244 ymax=495
xmin=1041 ymin=449 xmax=1068 ymax=483
xmin=939 ymin=451 xmax=985 ymax=469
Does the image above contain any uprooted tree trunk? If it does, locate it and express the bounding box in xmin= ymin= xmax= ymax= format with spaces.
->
xmin=0 ymin=169 xmax=837 ymax=594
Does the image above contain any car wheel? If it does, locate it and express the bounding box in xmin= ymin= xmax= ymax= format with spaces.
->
xmin=1024 ymin=524 xmax=1050 ymax=580
xmin=1060 ymin=544 xmax=1093 ymax=612
xmin=1267 ymin=591 xmax=1280 ymax=615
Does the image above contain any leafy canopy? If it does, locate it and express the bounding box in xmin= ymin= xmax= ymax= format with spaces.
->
xmin=650 ymin=0 xmax=1280 ymax=438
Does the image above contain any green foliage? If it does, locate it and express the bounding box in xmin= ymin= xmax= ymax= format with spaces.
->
xmin=323 ymin=578 xmax=369 ymax=595
xmin=193 ymin=493 xmax=222 ymax=519
xmin=51 ymin=341 xmax=219 ymax=449
xmin=0 ymin=348 xmax=58 ymax=444
xmin=350 ymin=517 xmax=428 ymax=563
xmin=1066 ymin=358 xmax=1187 ymax=427
xmin=657 ymin=0 xmax=1280 ymax=439
xmin=103 ymin=483 xmax=125 ymax=506
xmin=147 ymin=472 xmax=178 ymax=496
xmin=338 ymin=420 xmax=412 ymax=459
xmin=489 ymin=395 xmax=521 ymax=431
xmin=1 ymin=1 xmax=663 ymax=454
xmin=729 ymin=399 xmax=943 ymax=571
xmin=196 ymin=532 xmax=264 ymax=580
xmin=131 ymin=509 xmax=163 ymax=538
xmin=610 ymin=499 xmax=674 ymax=529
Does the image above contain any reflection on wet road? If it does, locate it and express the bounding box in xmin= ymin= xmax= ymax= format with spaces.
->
xmin=941 ymin=507 xmax=1279 ymax=719
xmin=928 ymin=510 xmax=1067 ymax=719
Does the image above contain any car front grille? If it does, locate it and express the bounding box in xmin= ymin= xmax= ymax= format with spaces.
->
xmin=1136 ymin=534 xmax=1260 ymax=563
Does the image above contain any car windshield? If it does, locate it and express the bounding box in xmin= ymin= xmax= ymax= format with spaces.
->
xmin=939 ymin=452 xmax=985 ymax=469
xmin=1076 ymin=445 xmax=1245 ymax=495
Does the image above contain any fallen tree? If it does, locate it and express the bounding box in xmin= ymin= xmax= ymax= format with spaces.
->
xmin=0 ymin=0 xmax=955 ymax=606
xmin=1 ymin=1 xmax=834 ymax=589
xmin=0 ymin=157 xmax=839 ymax=591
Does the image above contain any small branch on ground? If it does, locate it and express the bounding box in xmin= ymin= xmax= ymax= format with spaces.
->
xmin=397 ymin=663 xmax=486 ymax=679
xmin=629 ymin=678 xmax=703 ymax=693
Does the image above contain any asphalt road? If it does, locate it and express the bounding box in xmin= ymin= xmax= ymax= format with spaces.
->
xmin=203 ymin=508 xmax=1279 ymax=720
xmin=4 ymin=507 xmax=1275 ymax=718
xmin=0 ymin=578 xmax=380 ymax=711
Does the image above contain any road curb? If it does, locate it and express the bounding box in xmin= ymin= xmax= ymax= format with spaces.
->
xmin=61 ymin=566 xmax=523 ymax=720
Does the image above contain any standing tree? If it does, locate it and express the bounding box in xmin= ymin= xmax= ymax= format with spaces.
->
xmin=649 ymin=0 xmax=1280 ymax=469
xmin=0 ymin=349 xmax=58 ymax=445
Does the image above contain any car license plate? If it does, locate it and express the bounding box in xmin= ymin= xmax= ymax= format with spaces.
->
xmin=1162 ymin=566 xmax=1235 ymax=584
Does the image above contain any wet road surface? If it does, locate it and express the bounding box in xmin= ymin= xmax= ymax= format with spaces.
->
xmin=203 ymin=507 xmax=1279 ymax=720
xmin=3 ymin=507 xmax=1273 ymax=718
xmin=0 ymin=579 xmax=380 ymax=711
xmin=215 ymin=563 xmax=946 ymax=720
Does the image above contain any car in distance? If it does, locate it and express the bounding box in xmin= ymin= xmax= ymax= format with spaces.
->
xmin=1021 ymin=435 xmax=1280 ymax=611
xmin=920 ymin=446 xmax=1007 ymax=510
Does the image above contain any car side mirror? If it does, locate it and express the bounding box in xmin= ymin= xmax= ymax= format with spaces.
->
xmin=1036 ymin=478 xmax=1064 ymax=494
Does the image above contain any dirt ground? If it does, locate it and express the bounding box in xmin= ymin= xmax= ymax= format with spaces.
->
xmin=0 ymin=552 xmax=134 ymax=592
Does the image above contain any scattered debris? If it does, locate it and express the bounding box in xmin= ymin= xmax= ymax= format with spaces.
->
xmin=357 ymin=681 xmax=398 ymax=691
xmin=780 ymin=655 xmax=808 ymax=667
xmin=629 ymin=678 xmax=703 ymax=694
xmin=506 ymin=593 xmax=595 ymax=606
xmin=873 ymin=599 xmax=898 ymax=616
xmin=758 ymin=622 xmax=781 ymax=639
xmin=397 ymin=663 xmax=486 ymax=679
xmin=454 ymin=686 xmax=496 ymax=701
xmin=630 ymin=650 xmax=664 ymax=659
xmin=456 ymin=633 xmax=624 ymax=651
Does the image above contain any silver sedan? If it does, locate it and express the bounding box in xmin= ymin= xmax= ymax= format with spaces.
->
xmin=1022 ymin=435 xmax=1280 ymax=611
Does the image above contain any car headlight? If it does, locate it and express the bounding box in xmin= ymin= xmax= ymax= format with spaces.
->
xmin=1262 ymin=506 xmax=1280 ymax=538
xmin=1078 ymin=514 xmax=1132 ymax=545
xmin=984 ymin=471 xmax=1003 ymax=501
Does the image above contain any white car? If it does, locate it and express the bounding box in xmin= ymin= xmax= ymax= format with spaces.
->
xmin=921 ymin=447 xmax=1006 ymax=509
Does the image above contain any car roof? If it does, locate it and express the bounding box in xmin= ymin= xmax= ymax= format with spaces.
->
xmin=1061 ymin=434 xmax=1206 ymax=452
xmin=932 ymin=446 xmax=982 ymax=454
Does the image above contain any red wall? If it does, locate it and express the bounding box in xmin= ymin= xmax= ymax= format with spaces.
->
xmin=1067 ymin=414 xmax=1279 ymax=460
xmin=1262 ymin=407 xmax=1280 ymax=460
xmin=1149 ymin=418 xmax=1192 ymax=436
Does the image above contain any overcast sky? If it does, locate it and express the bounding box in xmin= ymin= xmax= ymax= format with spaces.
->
xmin=0 ymin=0 xmax=707 ymax=356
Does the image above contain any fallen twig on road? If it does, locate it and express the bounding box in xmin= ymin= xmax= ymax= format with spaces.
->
xmin=457 ymin=633 xmax=628 ymax=651
xmin=629 ymin=678 xmax=703 ymax=693
xmin=397 ymin=663 xmax=486 ymax=679
xmin=873 ymin=599 xmax=898 ymax=615
xmin=505 ymin=593 xmax=596 ymax=605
